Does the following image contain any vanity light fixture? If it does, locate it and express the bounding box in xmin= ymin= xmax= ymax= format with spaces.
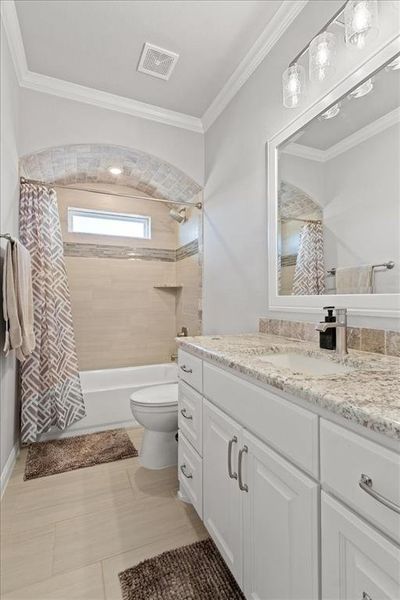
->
xmin=309 ymin=32 xmax=337 ymax=82
xmin=109 ymin=167 xmax=122 ymax=175
xmin=282 ymin=64 xmax=306 ymax=108
xmin=348 ymin=77 xmax=373 ymax=98
xmin=344 ymin=0 xmax=379 ymax=49
xmin=319 ymin=103 xmax=341 ymax=120
xmin=385 ymin=55 xmax=400 ymax=71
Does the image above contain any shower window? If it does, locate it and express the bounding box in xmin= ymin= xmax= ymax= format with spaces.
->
xmin=68 ymin=208 xmax=151 ymax=239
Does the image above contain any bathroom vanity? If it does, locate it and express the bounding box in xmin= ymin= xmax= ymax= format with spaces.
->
xmin=176 ymin=335 xmax=400 ymax=600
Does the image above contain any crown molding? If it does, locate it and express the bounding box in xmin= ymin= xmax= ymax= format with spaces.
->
xmin=1 ymin=1 xmax=203 ymax=133
xmin=201 ymin=0 xmax=309 ymax=131
xmin=0 ymin=0 xmax=28 ymax=83
xmin=325 ymin=106 xmax=400 ymax=160
xmin=282 ymin=107 xmax=400 ymax=162
xmin=281 ymin=142 xmax=325 ymax=162
xmin=21 ymin=71 xmax=204 ymax=133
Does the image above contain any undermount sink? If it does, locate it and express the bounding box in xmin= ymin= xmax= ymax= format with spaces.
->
xmin=259 ymin=352 xmax=355 ymax=376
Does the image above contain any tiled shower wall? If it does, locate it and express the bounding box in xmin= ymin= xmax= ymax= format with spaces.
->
xmin=57 ymin=184 xmax=202 ymax=370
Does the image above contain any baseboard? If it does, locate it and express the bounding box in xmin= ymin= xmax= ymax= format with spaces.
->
xmin=38 ymin=419 xmax=139 ymax=442
xmin=1 ymin=442 xmax=20 ymax=500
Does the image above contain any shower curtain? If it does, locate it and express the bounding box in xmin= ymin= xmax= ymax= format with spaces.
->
xmin=19 ymin=181 xmax=86 ymax=444
xmin=292 ymin=222 xmax=325 ymax=296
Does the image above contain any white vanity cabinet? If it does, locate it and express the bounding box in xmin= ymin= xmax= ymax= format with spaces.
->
xmin=322 ymin=492 xmax=400 ymax=600
xmin=203 ymin=400 xmax=243 ymax=584
xmin=202 ymin=399 xmax=319 ymax=598
xmin=177 ymin=349 xmax=400 ymax=600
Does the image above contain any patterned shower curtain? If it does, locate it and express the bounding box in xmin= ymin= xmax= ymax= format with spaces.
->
xmin=19 ymin=181 xmax=86 ymax=444
xmin=292 ymin=222 xmax=325 ymax=295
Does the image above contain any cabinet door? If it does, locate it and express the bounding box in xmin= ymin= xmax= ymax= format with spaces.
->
xmin=243 ymin=430 xmax=319 ymax=600
xmin=203 ymin=400 xmax=243 ymax=586
xmin=322 ymin=492 xmax=400 ymax=600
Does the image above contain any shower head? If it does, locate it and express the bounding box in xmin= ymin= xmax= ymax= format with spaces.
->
xmin=169 ymin=208 xmax=187 ymax=223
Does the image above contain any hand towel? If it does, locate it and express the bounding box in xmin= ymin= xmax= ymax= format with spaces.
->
xmin=2 ymin=241 xmax=22 ymax=355
xmin=12 ymin=240 xmax=35 ymax=361
xmin=335 ymin=265 xmax=373 ymax=294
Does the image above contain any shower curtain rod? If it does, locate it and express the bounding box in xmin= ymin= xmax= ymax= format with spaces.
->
xmin=19 ymin=177 xmax=202 ymax=209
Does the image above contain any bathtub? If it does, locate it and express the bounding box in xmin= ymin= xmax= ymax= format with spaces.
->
xmin=40 ymin=363 xmax=177 ymax=440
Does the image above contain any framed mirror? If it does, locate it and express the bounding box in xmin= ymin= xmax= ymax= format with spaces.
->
xmin=268 ymin=41 xmax=400 ymax=318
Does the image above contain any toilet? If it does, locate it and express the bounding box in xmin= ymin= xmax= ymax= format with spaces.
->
xmin=130 ymin=383 xmax=178 ymax=469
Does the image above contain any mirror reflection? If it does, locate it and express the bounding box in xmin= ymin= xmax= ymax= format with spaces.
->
xmin=277 ymin=57 xmax=400 ymax=296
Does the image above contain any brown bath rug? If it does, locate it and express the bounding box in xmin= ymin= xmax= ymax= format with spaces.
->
xmin=24 ymin=429 xmax=138 ymax=480
xmin=118 ymin=538 xmax=245 ymax=600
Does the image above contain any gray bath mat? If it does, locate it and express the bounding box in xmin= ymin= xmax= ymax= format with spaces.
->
xmin=24 ymin=429 xmax=138 ymax=480
xmin=118 ymin=538 xmax=245 ymax=600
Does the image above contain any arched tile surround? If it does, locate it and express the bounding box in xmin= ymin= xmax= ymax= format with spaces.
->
xmin=19 ymin=144 xmax=202 ymax=203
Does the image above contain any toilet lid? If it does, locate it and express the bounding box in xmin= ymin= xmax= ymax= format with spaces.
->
xmin=130 ymin=383 xmax=178 ymax=408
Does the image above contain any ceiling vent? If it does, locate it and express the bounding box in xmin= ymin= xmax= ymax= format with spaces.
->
xmin=137 ymin=43 xmax=179 ymax=81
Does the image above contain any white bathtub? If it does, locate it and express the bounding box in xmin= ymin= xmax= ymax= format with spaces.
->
xmin=40 ymin=363 xmax=177 ymax=440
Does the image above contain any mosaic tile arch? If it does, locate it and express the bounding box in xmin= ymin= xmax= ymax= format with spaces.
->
xmin=19 ymin=144 xmax=202 ymax=204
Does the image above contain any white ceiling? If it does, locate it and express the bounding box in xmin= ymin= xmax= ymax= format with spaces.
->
xmin=15 ymin=0 xmax=285 ymax=118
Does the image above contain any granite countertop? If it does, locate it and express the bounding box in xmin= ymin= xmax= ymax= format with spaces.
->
xmin=177 ymin=333 xmax=400 ymax=441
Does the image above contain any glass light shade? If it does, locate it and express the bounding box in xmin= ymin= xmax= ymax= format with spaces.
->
xmin=282 ymin=64 xmax=306 ymax=109
xmin=385 ymin=56 xmax=400 ymax=71
xmin=348 ymin=78 xmax=373 ymax=98
xmin=345 ymin=0 xmax=379 ymax=49
xmin=319 ymin=103 xmax=340 ymax=120
xmin=309 ymin=32 xmax=336 ymax=82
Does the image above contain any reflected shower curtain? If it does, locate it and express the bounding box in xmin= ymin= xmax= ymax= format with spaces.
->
xmin=19 ymin=181 xmax=86 ymax=444
xmin=292 ymin=222 xmax=325 ymax=295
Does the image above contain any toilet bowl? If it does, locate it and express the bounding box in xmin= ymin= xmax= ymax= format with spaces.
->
xmin=130 ymin=383 xmax=178 ymax=469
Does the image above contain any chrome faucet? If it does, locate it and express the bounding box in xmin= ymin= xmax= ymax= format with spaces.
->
xmin=316 ymin=308 xmax=348 ymax=356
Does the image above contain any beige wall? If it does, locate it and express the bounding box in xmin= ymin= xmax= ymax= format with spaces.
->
xmin=57 ymin=184 xmax=201 ymax=371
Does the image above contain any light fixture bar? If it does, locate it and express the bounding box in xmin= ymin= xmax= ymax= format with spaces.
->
xmin=289 ymin=1 xmax=348 ymax=67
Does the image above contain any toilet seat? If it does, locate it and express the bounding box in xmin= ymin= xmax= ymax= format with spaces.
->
xmin=130 ymin=383 xmax=178 ymax=409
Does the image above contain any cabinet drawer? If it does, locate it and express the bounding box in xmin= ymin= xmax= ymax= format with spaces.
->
xmin=178 ymin=349 xmax=203 ymax=393
xmin=322 ymin=492 xmax=400 ymax=600
xmin=321 ymin=419 xmax=400 ymax=543
xmin=203 ymin=362 xmax=319 ymax=477
xmin=178 ymin=432 xmax=203 ymax=519
xmin=178 ymin=381 xmax=203 ymax=456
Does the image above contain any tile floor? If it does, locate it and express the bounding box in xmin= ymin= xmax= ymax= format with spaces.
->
xmin=0 ymin=428 xmax=208 ymax=599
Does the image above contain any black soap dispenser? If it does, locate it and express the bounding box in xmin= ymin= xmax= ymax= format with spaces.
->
xmin=319 ymin=306 xmax=336 ymax=350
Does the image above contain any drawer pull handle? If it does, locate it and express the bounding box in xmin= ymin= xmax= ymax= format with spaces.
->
xmin=238 ymin=445 xmax=248 ymax=492
xmin=228 ymin=436 xmax=238 ymax=480
xmin=180 ymin=408 xmax=193 ymax=420
xmin=180 ymin=365 xmax=193 ymax=373
xmin=362 ymin=593 xmax=372 ymax=600
xmin=359 ymin=474 xmax=400 ymax=515
xmin=180 ymin=464 xmax=193 ymax=479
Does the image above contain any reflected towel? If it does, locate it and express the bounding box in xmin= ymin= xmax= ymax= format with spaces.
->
xmin=2 ymin=241 xmax=21 ymax=354
xmin=335 ymin=265 xmax=373 ymax=294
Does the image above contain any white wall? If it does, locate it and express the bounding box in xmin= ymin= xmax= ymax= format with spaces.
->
xmin=323 ymin=123 xmax=400 ymax=293
xmin=0 ymin=23 xmax=20 ymax=485
xmin=19 ymin=89 xmax=204 ymax=186
xmin=203 ymin=0 xmax=400 ymax=333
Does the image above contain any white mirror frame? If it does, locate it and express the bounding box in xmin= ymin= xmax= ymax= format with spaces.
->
xmin=267 ymin=37 xmax=400 ymax=320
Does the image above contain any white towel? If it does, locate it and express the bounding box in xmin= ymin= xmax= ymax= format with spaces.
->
xmin=2 ymin=240 xmax=35 ymax=361
xmin=335 ymin=265 xmax=373 ymax=294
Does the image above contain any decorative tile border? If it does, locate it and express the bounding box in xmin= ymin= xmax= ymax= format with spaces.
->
xmin=259 ymin=318 xmax=400 ymax=357
xmin=64 ymin=242 xmax=176 ymax=261
xmin=64 ymin=239 xmax=199 ymax=262
xmin=281 ymin=254 xmax=297 ymax=267
xmin=176 ymin=239 xmax=199 ymax=261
